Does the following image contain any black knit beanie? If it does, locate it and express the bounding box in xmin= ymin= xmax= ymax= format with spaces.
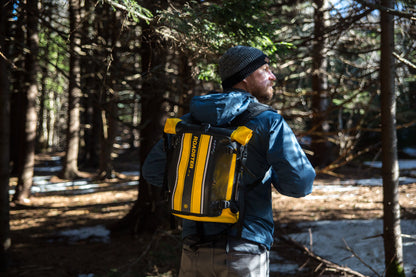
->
xmin=219 ymin=46 xmax=269 ymax=90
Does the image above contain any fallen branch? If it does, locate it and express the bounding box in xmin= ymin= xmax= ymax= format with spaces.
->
xmin=275 ymin=233 xmax=369 ymax=277
xmin=343 ymin=239 xmax=381 ymax=277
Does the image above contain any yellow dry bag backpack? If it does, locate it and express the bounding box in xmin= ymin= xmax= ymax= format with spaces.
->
xmin=163 ymin=102 xmax=272 ymax=224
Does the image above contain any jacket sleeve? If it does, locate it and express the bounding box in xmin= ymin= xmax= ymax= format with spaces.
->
xmin=141 ymin=139 xmax=166 ymax=187
xmin=267 ymin=115 xmax=315 ymax=197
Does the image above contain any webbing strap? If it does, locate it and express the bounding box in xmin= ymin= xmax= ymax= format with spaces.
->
xmin=230 ymin=102 xmax=274 ymax=126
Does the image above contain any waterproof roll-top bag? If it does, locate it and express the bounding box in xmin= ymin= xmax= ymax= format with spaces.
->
xmin=164 ymin=118 xmax=253 ymax=224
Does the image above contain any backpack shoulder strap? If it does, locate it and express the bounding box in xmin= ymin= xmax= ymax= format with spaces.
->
xmin=230 ymin=102 xmax=274 ymax=236
xmin=230 ymin=102 xmax=274 ymax=126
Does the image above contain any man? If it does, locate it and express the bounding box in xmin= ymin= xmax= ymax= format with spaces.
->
xmin=142 ymin=46 xmax=315 ymax=276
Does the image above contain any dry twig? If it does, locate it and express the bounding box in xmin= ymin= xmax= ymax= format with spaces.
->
xmin=276 ymin=233 xmax=369 ymax=277
xmin=342 ymin=239 xmax=381 ymax=277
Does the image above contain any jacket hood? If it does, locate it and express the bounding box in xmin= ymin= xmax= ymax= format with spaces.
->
xmin=189 ymin=90 xmax=257 ymax=126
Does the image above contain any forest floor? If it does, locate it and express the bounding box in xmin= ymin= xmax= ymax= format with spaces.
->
xmin=5 ymin=151 xmax=416 ymax=277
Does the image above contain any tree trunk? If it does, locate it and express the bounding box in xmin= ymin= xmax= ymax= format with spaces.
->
xmin=46 ymin=89 xmax=55 ymax=151
xmin=113 ymin=0 xmax=170 ymax=234
xmin=60 ymin=0 xmax=82 ymax=180
xmin=79 ymin=0 xmax=100 ymax=170
xmin=310 ymin=0 xmax=332 ymax=167
xmin=13 ymin=0 xmax=40 ymax=203
xmin=0 ymin=0 xmax=12 ymax=271
xmin=36 ymin=46 xmax=48 ymax=152
xmin=97 ymin=6 xmax=119 ymax=179
xmin=9 ymin=2 xmax=25 ymax=176
xmin=130 ymin=97 xmax=140 ymax=149
xmin=177 ymin=53 xmax=195 ymax=117
xmin=380 ymin=0 xmax=405 ymax=276
xmin=98 ymin=103 xmax=117 ymax=178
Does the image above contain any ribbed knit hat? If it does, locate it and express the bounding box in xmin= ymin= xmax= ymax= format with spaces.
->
xmin=219 ymin=46 xmax=269 ymax=89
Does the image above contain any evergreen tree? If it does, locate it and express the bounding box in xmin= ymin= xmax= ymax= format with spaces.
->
xmin=0 ymin=0 xmax=12 ymax=271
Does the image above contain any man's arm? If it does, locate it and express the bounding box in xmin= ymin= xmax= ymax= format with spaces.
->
xmin=267 ymin=116 xmax=315 ymax=197
xmin=141 ymin=139 xmax=166 ymax=187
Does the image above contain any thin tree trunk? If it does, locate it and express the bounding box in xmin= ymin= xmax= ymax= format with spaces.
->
xmin=98 ymin=105 xmax=117 ymax=178
xmin=46 ymin=89 xmax=55 ymax=150
xmin=311 ymin=0 xmax=332 ymax=167
xmin=13 ymin=0 xmax=40 ymax=203
xmin=130 ymin=97 xmax=140 ymax=148
xmin=36 ymin=47 xmax=48 ymax=152
xmin=60 ymin=0 xmax=81 ymax=179
xmin=380 ymin=0 xmax=405 ymax=276
xmin=0 ymin=0 xmax=12 ymax=271
xmin=97 ymin=6 xmax=118 ymax=179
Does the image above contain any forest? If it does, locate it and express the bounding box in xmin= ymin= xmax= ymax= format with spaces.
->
xmin=0 ymin=0 xmax=416 ymax=276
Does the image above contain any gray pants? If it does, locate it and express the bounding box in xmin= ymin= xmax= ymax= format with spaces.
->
xmin=179 ymin=236 xmax=269 ymax=277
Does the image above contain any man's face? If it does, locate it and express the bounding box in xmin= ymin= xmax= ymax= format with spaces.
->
xmin=245 ymin=64 xmax=276 ymax=103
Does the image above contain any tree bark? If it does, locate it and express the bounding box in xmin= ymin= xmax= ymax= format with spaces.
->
xmin=0 ymin=0 xmax=12 ymax=271
xmin=79 ymin=0 xmax=101 ymax=170
xmin=36 ymin=42 xmax=49 ymax=152
xmin=60 ymin=0 xmax=82 ymax=179
xmin=380 ymin=0 xmax=405 ymax=276
xmin=9 ymin=2 xmax=26 ymax=176
xmin=311 ymin=0 xmax=332 ymax=167
xmin=96 ymin=5 xmax=119 ymax=179
xmin=113 ymin=0 xmax=170 ymax=234
xmin=13 ymin=0 xmax=40 ymax=203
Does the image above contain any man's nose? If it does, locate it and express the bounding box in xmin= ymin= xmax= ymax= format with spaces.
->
xmin=269 ymin=72 xmax=276 ymax=81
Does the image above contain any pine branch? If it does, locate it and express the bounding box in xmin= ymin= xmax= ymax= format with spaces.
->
xmin=101 ymin=0 xmax=153 ymax=22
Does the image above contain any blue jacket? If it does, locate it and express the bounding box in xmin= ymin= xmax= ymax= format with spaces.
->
xmin=142 ymin=90 xmax=315 ymax=249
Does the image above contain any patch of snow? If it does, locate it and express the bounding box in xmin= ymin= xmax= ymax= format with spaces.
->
xmin=284 ymin=219 xmax=416 ymax=276
xmin=31 ymin=179 xmax=93 ymax=193
xmin=121 ymin=180 xmax=139 ymax=186
xmin=120 ymin=171 xmax=140 ymax=176
xmin=270 ymin=251 xmax=305 ymax=274
xmin=34 ymin=165 xmax=63 ymax=173
xmin=339 ymin=177 xmax=416 ymax=186
xmin=56 ymin=225 xmax=110 ymax=244
xmin=305 ymin=185 xmax=361 ymax=200
xmin=10 ymin=173 xmax=140 ymax=196
xmin=313 ymin=185 xmax=358 ymax=192
xmin=403 ymin=147 xmax=416 ymax=158
xmin=305 ymin=194 xmax=353 ymax=200
xmin=304 ymin=178 xmax=415 ymax=200
xmin=33 ymin=175 xmax=51 ymax=183
xmin=364 ymin=160 xmax=416 ymax=170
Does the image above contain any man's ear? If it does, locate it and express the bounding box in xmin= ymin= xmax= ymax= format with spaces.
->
xmin=242 ymin=78 xmax=250 ymax=91
xmin=233 ymin=79 xmax=249 ymax=91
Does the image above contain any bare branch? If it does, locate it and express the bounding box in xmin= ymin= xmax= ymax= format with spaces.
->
xmin=393 ymin=52 xmax=416 ymax=70
xmin=275 ymin=233 xmax=370 ymax=277
xmin=0 ymin=51 xmax=18 ymax=70
xmin=343 ymin=239 xmax=382 ymax=277
xmin=354 ymin=0 xmax=416 ymax=21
